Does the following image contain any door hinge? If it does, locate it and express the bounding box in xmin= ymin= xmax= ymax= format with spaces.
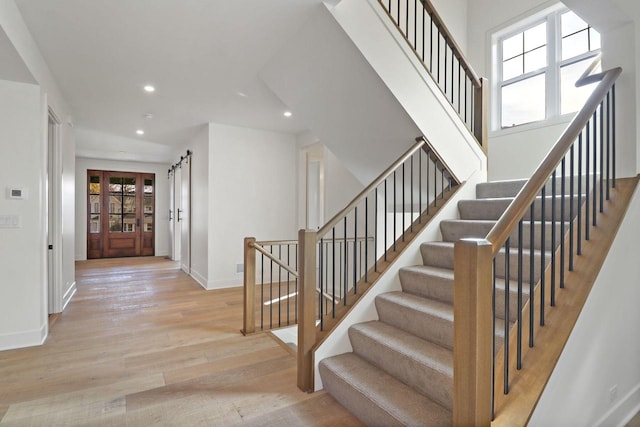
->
xmin=48 ymin=244 xmax=53 ymax=250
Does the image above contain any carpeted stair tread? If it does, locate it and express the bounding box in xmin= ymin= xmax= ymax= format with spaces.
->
xmin=376 ymin=291 xmax=454 ymax=349
xmin=399 ymin=265 xmax=454 ymax=303
xmin=420 ymin=241 xmax=550 ymax=282
xmin=440 ymin=219 xmax=567 ymax=251
xmin=476 ymin=179 xmax=527 ymax=199
xmin=458 ymin=195 xmax=580 ymax=221
xmin=319 ymin=353 xmax=451 ymax=426
xmin=350 ymin=321 xmax=453 ymax=410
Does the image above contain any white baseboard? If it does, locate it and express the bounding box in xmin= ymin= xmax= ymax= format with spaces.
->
xmin=596 ymin=384 xmax=640 ymax=427
xmin=190 ymin=268 xmax=208 ymax=289
xmin=62 ymin=281 xmax=77 ymax=311
xmin=0 ymin=322 xmax=47 ymax=351
xmin=206 ymin=278 xmax=242 ymax=290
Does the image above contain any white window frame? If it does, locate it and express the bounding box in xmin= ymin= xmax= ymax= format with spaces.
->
xmin=491 ymin=3 xmax=601 ymax=133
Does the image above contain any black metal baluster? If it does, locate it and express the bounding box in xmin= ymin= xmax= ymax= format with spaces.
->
xmin=569 ymin=144 xmax=575 ymax=271
xmin=429 ymin=13 xmax=434 ymax=72
xmin=434 ymin=159 xmax=438 ymax=207
xmin=560 ymin=157 xmax=566 ymax=289
xmin=354 ymin=207 xmax=358 ymax=295
xmin=269 ymin=246 xmax=274 ymax=330
xmin=375 ymin=187 xmax=379 ymax=273
xmin=540 ymin=188 xmax=546 ymax=327
xmin=577 ymin=133 xmax=583 ymax=255
xmin=504 ymin=238 xmax=510 ymax=394
xmin=278 ymin=245 xmax=282 ymax=327
xmin=332 ymin=228 xmax=336 ymax=318
xmin=606 ymin=92 xmax=611 ymax=200
xmin=421 ymin=4 xmax=425 ymax=61
xmin=287 ymin=244 xmax=290 ymax=325
xmin=394 ymin=171 xmax=397 ymax=251
xmin=426 ymin=150 xmax=431 ymax=214
xmin=613 ymin=84 xmax=616 ymax=188
xmin=402 ymin=163 xmax=406 ymax=241
xmin=592 ymin=111 xmax=597 ymax=226
xmin=344 ymin=217 xmax=348 ymax=306
xmin=419 ymin=148 xmax=422 ymax=223
xmin=585 ymin=122 xmax=591 ymax=241
xmin=444 ymin=44 xmax=448 ymax=97
xmin=319 ymin=239 xmax=323 ymax=329
xmin=551 ymin=172 xmax=556 ymax=307
xmin=517 ymin=220 xmax=523 ymax=370
xmin=451 ymin=48 xmax=455 ymax=104
xmin=384 ymin=179 xmax=388 ymax=261
xmin=529 ymin=202 xmax=535 ymax=347
xmin=413 ymin=0 xmax=417 ymax=49
xmin=600 ymin=102 xmax=604 ymax=212
xmin=365 ymin=196 xmax=369 ymax=283
xmin=437 ymin=31 xmax=441 ymax=83
xmin=458 ymin=62 xmax=462 ymax=114
xmin=410 ymin=155 xmax=414 ymax=233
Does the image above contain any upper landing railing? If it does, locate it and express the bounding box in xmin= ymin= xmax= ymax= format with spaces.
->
xmin=379 ymin=0 xmax=488 ymax=149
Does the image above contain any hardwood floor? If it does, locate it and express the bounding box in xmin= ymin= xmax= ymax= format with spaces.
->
xmin=0 ymin=257 xmax=362 ymax=426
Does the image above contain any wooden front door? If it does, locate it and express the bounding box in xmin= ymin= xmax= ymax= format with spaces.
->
xmin=87 ymin=170 xmax=155 ymax=259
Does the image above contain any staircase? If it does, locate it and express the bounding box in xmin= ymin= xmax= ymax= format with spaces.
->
xmin=319 ymin=178 xmax=569 ymax=425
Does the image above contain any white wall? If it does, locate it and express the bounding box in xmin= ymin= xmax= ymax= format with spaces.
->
xmin=0 ymin=0 xmax=75 ymax=334
xmin=467 ymin=0 xmax=639 ymax=181
xmin=74 ymin=158 xmax=170 ymax=260
xmin=0 ymin=80 xmax=47 ymax=350
xmin=530 ymin=183 xmax=640 ymax=427
xmin=431 ymin=0 xmax=468 ymax=53
xmin=208 ymin=123 xmax=298 ymax=289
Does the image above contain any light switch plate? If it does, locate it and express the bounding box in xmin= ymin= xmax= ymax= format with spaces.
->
xmin=0 ymin=215 xmax=21 ymax=228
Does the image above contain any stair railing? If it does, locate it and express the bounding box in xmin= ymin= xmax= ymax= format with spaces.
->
xmin=298 ymin=136 xmax=461 ymax=391
xmin=378 ymin=0 xmax=488 ymax=148
xmin=242 ymin=238 xmax=299 ymax=335
xmin=453 ymin=60 xmax=621 ymax=425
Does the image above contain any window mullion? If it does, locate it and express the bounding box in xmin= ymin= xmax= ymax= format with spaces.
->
xmin=547 ymin=13 xmax=560 ymax=119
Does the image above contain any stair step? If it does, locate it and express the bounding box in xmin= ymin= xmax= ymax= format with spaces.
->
xmin=349 ymin=321 xmax=453 ymax=410
xmin=376 ymin=292 xmax=454 ymax=349
xmin=399 ymin=265 xmax=529 ymax=322
xmin=399 ymin=265 xmax=453 ymax=303
xmin=319 ymin=353 xmax=451 ymax=426
xmin=458 ymin=195 xmax=580 ymax=221
xmin=440 ymin=219 xmax=567 ymax=251
xmin=476 ymin=179 xmax=527 ymax=199
xmin=420 ymin=241 xmax=550 ymax=283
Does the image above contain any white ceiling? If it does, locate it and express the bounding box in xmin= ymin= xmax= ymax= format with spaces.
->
xmin=14 ymin=0 xmax=331 ymax=149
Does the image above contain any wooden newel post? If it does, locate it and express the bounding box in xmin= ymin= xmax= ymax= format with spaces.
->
xmin=474 ymin=77 xmax=489 ymax=153
xmin=453 ymin=238 xmax=493 ymax=427
xmin=242 ymin=237 xmax=256 ymax=335
xmin=297 ymin=229 xmax=317 ymax=392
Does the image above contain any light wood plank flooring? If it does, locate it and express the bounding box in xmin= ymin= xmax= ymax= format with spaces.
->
xmin=0 ymin=257 xmax=361 ymax=426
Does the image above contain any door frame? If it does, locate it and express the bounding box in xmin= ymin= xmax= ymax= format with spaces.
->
xmin=86 ymin=170 xmax=156 ymax=258
xmin=47 ymin=108 xmax=63 ymax=314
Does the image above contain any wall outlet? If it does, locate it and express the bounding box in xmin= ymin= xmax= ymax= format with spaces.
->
xmin=608 ymin=384 xmax=618 ymax=403
xmin=236 ymin=263 xmax=244 ymax=273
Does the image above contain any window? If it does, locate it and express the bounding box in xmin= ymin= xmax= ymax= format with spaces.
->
xmin=496 ymin=7 xmax=601 ymax=129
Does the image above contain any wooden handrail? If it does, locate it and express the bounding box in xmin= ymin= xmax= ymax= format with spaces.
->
xmin=317 ymin=136 xmax=457 ymax=238
xmin=418 ymin=0 xmax=481 ymax=86
xmin=255 ymin=239 xmax=298 ymax=246
xmin=576 ymin=53 xmax=602 ymax=87
xmin=485 ymin=66 xmax=621 ymax=254
xmin=251 ymin=242 xmax=298 ymax=278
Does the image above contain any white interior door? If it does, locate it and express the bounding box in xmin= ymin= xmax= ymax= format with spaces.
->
xmin=47 ymin=114 xmax=55 ymax=313
xmin=168 ymin=171 xmax=175 ymax=260
xmin=180 ymin=157 xmax=191 ymax=274
xmin=173 ymin=166 xmax=182 ymax=262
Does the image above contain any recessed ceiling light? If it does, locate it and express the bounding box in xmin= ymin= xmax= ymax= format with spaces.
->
xmin=143 ymin=113 xmax=154 ymax=119
xmin=136 ymin=129 xmax=144 ymax=135
xmin=143 ymin=85 xmax=155 ymax=93
xmin=283 ymin=111 xmax=292 ymax=118
xmin=237 ymin=91 xmax=248 ymax=98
